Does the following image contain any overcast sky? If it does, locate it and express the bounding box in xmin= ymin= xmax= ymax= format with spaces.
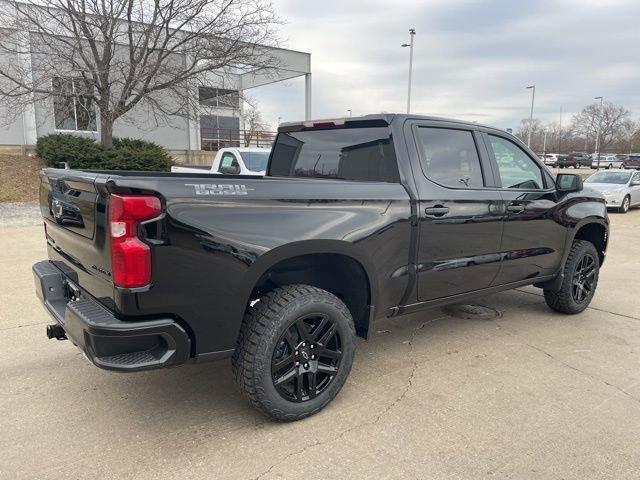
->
xmin=252 ymin=0 xmax=640 ymax=131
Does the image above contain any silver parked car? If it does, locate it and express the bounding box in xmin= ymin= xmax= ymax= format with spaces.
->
xmin=584 ymin=169 xmax=640 ymax=213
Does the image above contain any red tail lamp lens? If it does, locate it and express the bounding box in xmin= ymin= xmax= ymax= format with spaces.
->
xmin=109 ymin=194 xmax=161 ymax=288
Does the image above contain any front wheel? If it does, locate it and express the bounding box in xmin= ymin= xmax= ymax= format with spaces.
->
xmin=544 ymin=240 xmax=600 ymax=314
xmin=232 ymin=284 xmax=356 ymax=421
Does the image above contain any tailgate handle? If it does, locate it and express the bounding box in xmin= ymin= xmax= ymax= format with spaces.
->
xmin=424 ymin=205 xmax=450 ymax=218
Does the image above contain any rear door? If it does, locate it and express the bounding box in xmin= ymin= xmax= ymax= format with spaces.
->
xmin=482 ymin=133 xmax=566 ymax=285
xmin=405 ymin=121 xmax=504 ymax=302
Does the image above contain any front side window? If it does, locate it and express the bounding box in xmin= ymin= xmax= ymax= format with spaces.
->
xmin=52 ymin=77 xmax=96 ymax=132
xmin=415 ymin=127 xmax=484 ymax=188
xmin=489 ymin=135 xmax=544 ymax=189
xmin=268 ymin=127 xmax=400 ymax=182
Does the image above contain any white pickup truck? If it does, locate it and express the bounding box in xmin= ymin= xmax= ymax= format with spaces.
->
xmin=171 ymin=147 xmax=271 ymax=175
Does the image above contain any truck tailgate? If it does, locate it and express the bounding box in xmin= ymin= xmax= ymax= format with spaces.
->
xmin=39 ymin=169 xmax=114 ymax=308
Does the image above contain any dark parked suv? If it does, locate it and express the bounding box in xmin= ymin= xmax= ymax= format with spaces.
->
xmin=558 ymin=152 xmax=590 ymax=168
xmin=33 ymin=114 xmax=608 ymax=420
xmin=625 ymin=154 xmax=640 ymax=170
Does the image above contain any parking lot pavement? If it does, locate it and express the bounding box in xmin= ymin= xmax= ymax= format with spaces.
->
xmin=1 ymin=211 xmax=639 ymax=480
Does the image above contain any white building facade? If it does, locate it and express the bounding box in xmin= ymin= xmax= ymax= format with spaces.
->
xmin=0 ymin=1 xmax=311 ymax=160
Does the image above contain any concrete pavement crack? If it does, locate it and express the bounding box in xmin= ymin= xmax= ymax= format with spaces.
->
xmin=251 ymin=317 xmax=443 ymax=480
xmin=494 ymin=319 xmax=640 ymax=405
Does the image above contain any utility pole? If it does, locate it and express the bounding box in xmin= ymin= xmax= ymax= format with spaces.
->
xmin=558 ymin=106 xmax=563 ymax=153
xmin=401 ymin=29 xmax=416 ymax=113
xmin=526 ymin=85 xmax=535 ymax=147
xmin=595 ymin=96 xmax=604 ymax=169
xmin=542 ymin=129 xmax=547 ymax=158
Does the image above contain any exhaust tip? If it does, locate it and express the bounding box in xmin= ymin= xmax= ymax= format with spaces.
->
xmin=46 ymin=324 xmax=67 ymax=341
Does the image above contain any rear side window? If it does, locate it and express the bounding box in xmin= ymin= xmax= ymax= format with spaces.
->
xmin=415 ymin=127 xmax=484 ymax=188
xmin=268 ymin=127 xmax=400 ymax=182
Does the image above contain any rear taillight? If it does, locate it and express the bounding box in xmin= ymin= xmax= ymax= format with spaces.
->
xmin=109 ymin=194 xmax=162 ymax=288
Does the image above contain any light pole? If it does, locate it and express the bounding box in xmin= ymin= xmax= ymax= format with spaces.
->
xmin=558 ymin=105 xmax=563 ymax=153
xmin=347 ymin=109 xmax=352 ymax=117
xmin=401 ymin=28 xmax=416 ymax=114
xmin=542 ymin=129 xmax=547 ymax=158
xmin=594 ymin=96 xmax=603 ymax=169
xmin=526 ymin=85 xmax=535 ymax=147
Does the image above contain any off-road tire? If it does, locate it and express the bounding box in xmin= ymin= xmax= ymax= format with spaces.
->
xmin=544 ymin=240 xmax=600 ymax=314
xmin=232 ymin=284 xmax=356 ymax=421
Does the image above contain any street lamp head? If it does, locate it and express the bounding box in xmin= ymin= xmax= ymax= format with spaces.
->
xmin=401 ymin=44 xmax=410 ymax=47
xmin=409 ymin=28 xmax=415 ymax=35
xmin=595 ymin=96 xmax=603 ymax=100
xmin=526 ymin=85 xmax=535 ymax=89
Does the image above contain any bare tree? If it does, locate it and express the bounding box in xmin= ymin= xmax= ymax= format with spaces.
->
xmin=0 ymin=0 xmax=281 ymax=147
xmin=242 ymin=95 xmax=267 ymax=147
xmin=617 ymin=119 xmax=640 ymax=154
xmin=572 ymin=101 xmax=631 ymax=151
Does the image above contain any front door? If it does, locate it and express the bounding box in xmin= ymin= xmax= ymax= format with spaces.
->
xmin=408 ymin=123 xmax=505 ymax=302
xmin=482 ymin=133 xmax=566 ymax=285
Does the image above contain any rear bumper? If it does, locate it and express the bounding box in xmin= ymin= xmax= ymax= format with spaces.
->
xmin=33 ymin=260 xmax=191 ymax=372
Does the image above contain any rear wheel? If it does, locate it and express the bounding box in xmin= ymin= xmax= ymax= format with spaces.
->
xmin=544 ymin=240 xmax=599 ymax=314
xmin=232 ymin=284 xmax=356 ymax=421
xmin=619 ymin=195 xmax=630 ymax=213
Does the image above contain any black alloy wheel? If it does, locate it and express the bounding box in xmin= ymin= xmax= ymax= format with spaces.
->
xmin=232 ymin=284 xmax=356 ymax=421
xmin=571 ymin=253 xmax=596 ymax=303
xmin=271 ymin=314 xmax=342 ymax=402
xmin=544 ymin=240 xmax=600 ymax=314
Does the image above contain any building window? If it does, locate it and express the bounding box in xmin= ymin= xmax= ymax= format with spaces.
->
xmin=198 ymin=87 xmax=239 ymax=109
xmin=52 ymin=77 xmax=97 ymax=132
xmin=200 ymin=115 xmax=240 ymax=150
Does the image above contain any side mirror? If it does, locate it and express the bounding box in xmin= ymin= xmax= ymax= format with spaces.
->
xmin=556 ymin=173 xmax=583 ymax=193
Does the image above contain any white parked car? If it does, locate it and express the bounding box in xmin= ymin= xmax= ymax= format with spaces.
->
xmin=591 ymin=154 xmax=624 ymax=169
xmin=584 ymin=169 xmax=640 ymax=213
xmin=542 ymin=153 xmax=560 ymax=166
xmin=171 ymin=147 xmax=271 ymax=176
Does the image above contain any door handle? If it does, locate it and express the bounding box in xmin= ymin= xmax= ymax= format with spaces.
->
xmin=506 ymin=203 xmax=525 ymax=213
xmin=424 ymin=205 xmax=450 ymax=217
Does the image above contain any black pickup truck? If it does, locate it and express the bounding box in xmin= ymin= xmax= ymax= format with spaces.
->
xmin=33 ymin=114 xmax=608 ymax=420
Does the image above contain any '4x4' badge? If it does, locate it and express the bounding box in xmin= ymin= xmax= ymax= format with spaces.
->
xmin=185 ymin=184 xmax=255 ymax=196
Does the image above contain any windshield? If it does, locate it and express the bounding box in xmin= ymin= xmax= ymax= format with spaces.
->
xmin=585 ymin=171 xmax=631 ymax=184
xmin=239 ymin=151 xmax=270 ymax=172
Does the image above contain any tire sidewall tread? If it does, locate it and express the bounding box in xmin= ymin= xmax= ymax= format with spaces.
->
xmin=232 ymin=284 xmax=356 ymax=421
xmin=544 ymin=240 xmax=600 ymax=314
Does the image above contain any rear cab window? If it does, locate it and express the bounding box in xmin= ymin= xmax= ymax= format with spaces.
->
xmin=268 ymin=127 xmax=400 ymax=182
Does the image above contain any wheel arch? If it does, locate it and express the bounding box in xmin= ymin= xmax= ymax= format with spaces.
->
xmin=236 ymin=240 xmax=378 ymax=341
xmin=571 ymin=219 xmax=608 ymax=265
